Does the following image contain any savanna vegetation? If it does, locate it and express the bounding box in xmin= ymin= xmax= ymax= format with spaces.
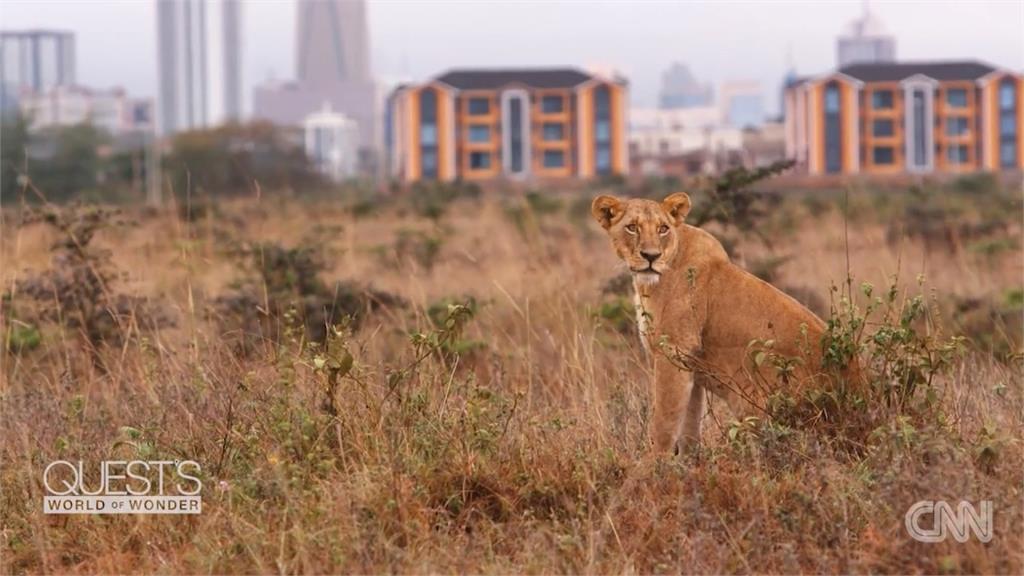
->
xmin=1 ymin=168 xmax=1022 ymax=574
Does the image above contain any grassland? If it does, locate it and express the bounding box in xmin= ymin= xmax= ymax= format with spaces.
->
xmin=2 ymin=174 xmax=1022 ymax=574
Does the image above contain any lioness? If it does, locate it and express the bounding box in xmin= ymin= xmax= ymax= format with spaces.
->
xmin=592 ymin=192 xmax=832 ymax=454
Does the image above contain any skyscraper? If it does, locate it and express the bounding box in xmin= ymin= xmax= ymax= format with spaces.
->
xmin=222 ymin=0 xmax=242 ymax=121
xmin=253 ymin=0 xmax=378 ymax=159
xmin=836 ymin=4 xmax=896 ymax=67
xmin=0 ymin=30 xmax=76 ymax=112
xmin=296 ymin=0 xmax=371 ymax=87
xmin=157 ymin=0 xmax=242 ymax=134
xmin=658 ymin=62 xmax=713 ymax=109
xmin=157 ymin=0 xmax=208 ymax=134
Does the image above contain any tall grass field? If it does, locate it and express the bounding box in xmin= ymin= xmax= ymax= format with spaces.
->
xmin=2 ymin=173 xmax=1022 ymax=573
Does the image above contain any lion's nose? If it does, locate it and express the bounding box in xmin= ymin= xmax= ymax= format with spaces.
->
xmin=641 ymin=250 xmax=661 ymax=264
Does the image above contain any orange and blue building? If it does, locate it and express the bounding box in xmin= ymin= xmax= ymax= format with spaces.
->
xmin=784 ymin=61 xmax=1023 ymax=175
xmin=386 ymin=68 xmax=629 ymax=182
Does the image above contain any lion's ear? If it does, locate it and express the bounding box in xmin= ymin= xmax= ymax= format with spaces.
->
xmin=662 ymin=192 xmax=691 ymax=226
xmin=591 ymin=195 xmax=624 ymax=229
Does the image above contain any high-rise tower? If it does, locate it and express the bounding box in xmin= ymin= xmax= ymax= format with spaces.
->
xmin=157 ymin=0 xmax=242 ymax=134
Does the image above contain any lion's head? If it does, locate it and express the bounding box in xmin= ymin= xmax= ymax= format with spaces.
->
xmin=591 ymin=192 xmax=692 ymax=286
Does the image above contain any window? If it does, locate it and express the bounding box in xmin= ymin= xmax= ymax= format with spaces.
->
xmin=1000 ymin=79 xmax=1018 ymax=168
xmin=422 ymin=150 xmax=438 ymax=174
xmin=1000 ymin=143 xmax=1017 ymax=168
xmin=1000 ymin=115 xmax=1017 ymax=136
xmin=872 ymin=146 xmax=894 ymax=165
xmin=543 ymin=150 xmax=565 ymax=168
xmin=872 ymin=119 xmax=894 ymax=137
xmin=542 ymin=122 xmax=564 ymax=141
xmin=419 ymin=89 xmax=438 ymax=178
xmin=541 ymin=95 xmax=564 ymax=114
xmin=508 ymin=96 xmax=524 ymax=173
xmin=945 ymin=117 xmax=969 ymax=137
xmin=824 ymin=83 xmax=842 ymax=173
xmin=946 ymin=144 xmax=968 ymax=165
xmin=825 ymin=88 xmax=840 ymax=112
xmin=596 ymin=148 xmax=611 ymax=172
xmin=999 ymin=82 xmax=1015 ymax=111
xmin=420 ymin=124 xmax=437 ymax=146
xmin=468 ymin=97 xmax=490 ymax=115
xmin=594 ymin=86 xmax=612 ymax=175
xmin=946 ymin=89 xmax=967 ymax=108
xmin=871 ymin=90 xmax=893 ymax=110
xmin=468 ymin=125 xmax=490 ymax=143
xmin=912 ymin=90 xmax=927 ymax=167
xmin=469 ymin=151 xmax=491 ymax=170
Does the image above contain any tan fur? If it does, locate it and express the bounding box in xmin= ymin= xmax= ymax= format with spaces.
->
xmin=593 ymin=193 xmax=832 ymax=454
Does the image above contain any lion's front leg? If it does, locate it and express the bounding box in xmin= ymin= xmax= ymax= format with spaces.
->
xmin=678 ymin=373 xmax=705 ymax=453
xmin=652 ymin=356 xmax=695 ymax=454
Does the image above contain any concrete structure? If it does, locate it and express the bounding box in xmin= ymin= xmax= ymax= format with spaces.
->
xmin=156 ymin=0 xmax=242 ymax=134
xmin=0 ymin=30 xmax=76 ymax=112
xmin=303 ymin=103 xmax=359 ymax=181
xmin=630 ymin=106 xmax=743 ymax=176
xmin=659 ymin=62 xmax=713 ymax=109
xmin=388 ymin=68 xmax=629 ymax=182
xmin=720 ymin=80 xmax=765 ymax=128
xmin=253 ymin=0 xmax=378 ymax=156
xmin=222 ymin=0 xmax=242 ymax=121
xmin=784 ymin=61 xmax=1024 ymax=174
xmin=837 ymin=5 xmax=896 ymax=67
xmin=19 ymin=85 xmax=154 ymax=136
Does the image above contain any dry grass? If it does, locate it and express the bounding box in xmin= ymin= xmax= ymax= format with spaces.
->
xmin=1 ymin=181 xmax=1022 ymax=574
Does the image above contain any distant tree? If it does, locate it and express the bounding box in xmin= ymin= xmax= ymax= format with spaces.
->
xmin=31 ymin=122 xmax=108 ymax=202
xmin=164 ymin=121 xmax=324 ymax=197
xmin=1 ymin=112 xmax=30 ymax=200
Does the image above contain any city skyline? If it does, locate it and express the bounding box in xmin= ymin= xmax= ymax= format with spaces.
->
xmin=0 ymin=1 xmax=1021 ymax=117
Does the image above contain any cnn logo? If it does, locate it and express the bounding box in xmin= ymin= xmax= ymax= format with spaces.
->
xmin=905 ymin=500 xmax=993 ymax=543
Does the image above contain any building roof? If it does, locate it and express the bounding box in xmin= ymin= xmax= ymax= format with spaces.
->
xmin=838 ymin=61 xmax=996 ymax=82
xmin=433 ymin=68 xmax=597 ymax=90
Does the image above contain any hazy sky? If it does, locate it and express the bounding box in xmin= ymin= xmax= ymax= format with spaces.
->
xmin=1 ymin=0 xmax=1022 ymax=116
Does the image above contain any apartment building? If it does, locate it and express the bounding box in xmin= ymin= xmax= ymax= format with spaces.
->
xmin=784 ymin=61 xmax=1023 ymax=175
xmin=387 ymin=68 xmax=628 ymax=182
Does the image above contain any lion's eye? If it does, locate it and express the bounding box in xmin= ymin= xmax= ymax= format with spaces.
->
xmin=625 ymin=224 xmax=638 ymax=234
xmin=658 ymin=225 xmax=670 ymax=235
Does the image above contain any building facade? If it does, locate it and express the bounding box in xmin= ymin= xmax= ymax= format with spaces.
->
xmin=836 ymin=6 xmax=896 ymax=67
xmin=156 ymin=0 xmax=242 ymax=134
xmin=19 ymin=85 xmax=154 ymax=136
xmin=253 ymin=0 xmax=378 ymax=156
xmin=784 ymin=61 xmax=1023 ymax=175
xmin=659 ymin=62 xmax=713 ymax=109
xmin=0 ymin=30 xmax=76 ymax=112
xmin=388 ymin=69 xmax=628 ymax=182
xmin=303 ymin=103 xmax=360 ymax=182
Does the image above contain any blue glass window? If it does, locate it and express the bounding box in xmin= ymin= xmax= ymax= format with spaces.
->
xmin=420 ymin=125 xmax=437 ymax=146
xmin=467 ymin=125 xmax=490 ymax=143
xmin=872 ymin=146 xmax=894 ymax=165
xmin=543 ymin=150 xmax=565 ymax=168
xmin=872 ymin=119 xmax=893 ymax=137
xmin=871 ymin=90 xmax=893 ymax=110
xmin=542 ymin=123 xmax=564 ymax=141
xmin=946 ymin=89 xmax=967 ymax=108
xmin=824 ymin=83 xmax=842 ymax=173
xmin=541 ymin=95 xmax=563 ymax=113
xmin=469 ymin=151 xmax=491 ymax=170
xmin=946 ymin=117 xmax=969 ymax=137
xmin=946 ymin=145 xmax=968 ymax=164
xmin=419 ymin=89 xmax=438 ymax=178
xmin=468 ymin=97 xmax=490 ymax=115
xmin=594 ymin=86 xmax=613 ymax=175
xmin=999 ymin=83 xmax=1015 ymax=111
